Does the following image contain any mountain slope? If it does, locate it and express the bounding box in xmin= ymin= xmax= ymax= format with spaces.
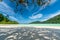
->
xmin=0 ymin=14 xmax=18 ymax=24
xmin=30 ymin=15 xmax=60 ymax=24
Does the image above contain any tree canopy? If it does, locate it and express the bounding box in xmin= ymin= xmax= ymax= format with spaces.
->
xmin=0 ymin=0 xmax=3 ymax=2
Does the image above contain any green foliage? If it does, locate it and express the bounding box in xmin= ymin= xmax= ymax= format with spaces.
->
xmin=30 ymin=15 xmax=60 ymax=24
xmin=9 ymin=0 xmax=49 ymax=13
xmin=43 ymin=15 xmax=60 ymax=24
xmin=0 ymin=14 xmax=18 ymax=24
xmin=10 ymin=0 xmax=15 ymax=2
xmin=0 ymin=14 xmax=4 ymax=21
xmin=0 ymin=0 xmax=3 ymax=2
xmin=37 ymin=0 xmax=42 ymax=6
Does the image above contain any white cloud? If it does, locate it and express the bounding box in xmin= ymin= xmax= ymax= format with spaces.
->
xmin=0 ymin=2 xmax=15 ymax=15
xmin=50 ymin=0 xmax=57 ymax=5
xmin=9 ymin=16 xmax=18 ymax=21
xmin=29 ymin=14 xmax=43 ymax=19
xmin=31 ymin=0 xmax=57 ymax=16
xmin=41 ymin=10 xmax=60 ymax=22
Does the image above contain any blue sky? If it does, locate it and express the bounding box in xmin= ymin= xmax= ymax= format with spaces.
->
xmin=0 ymin=0 xmax=60 ymax=23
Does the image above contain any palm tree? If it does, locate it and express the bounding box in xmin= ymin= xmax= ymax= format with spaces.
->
xmin=37 ymin=0 xmax=51 ymax=6
xmin=0 ymin=0 xmax=3 ymax=2
xmin=0 ymin=14 xmax=4 ymax=21
xmin=32 ymin=0 xmax=34 ymax=3
xmin=19 ymin=0 xmax=25 ymax=4
xmin=37 ymin=0 xmax=42 ymax=6
xmin=10 ymin=0 xmax=15 ymax=2
xmin=19 ymin=0 xmax=28 ymax=7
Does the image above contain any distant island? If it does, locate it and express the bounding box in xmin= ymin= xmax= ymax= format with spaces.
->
xmin=30 ymin=15 xmax=60 ymax=24
xmin=0 ymin=14 xmax=18 ymax=24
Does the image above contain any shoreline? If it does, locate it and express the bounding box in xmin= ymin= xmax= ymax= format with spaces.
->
xmin=0 ymin=24 xmax=60 ymax=29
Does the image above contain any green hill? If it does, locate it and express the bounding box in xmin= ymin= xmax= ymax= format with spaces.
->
xmin=0 ymin=14 xmax=18 ymax=24
xmin=30 ymin=15 xmax=60 ymax=24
